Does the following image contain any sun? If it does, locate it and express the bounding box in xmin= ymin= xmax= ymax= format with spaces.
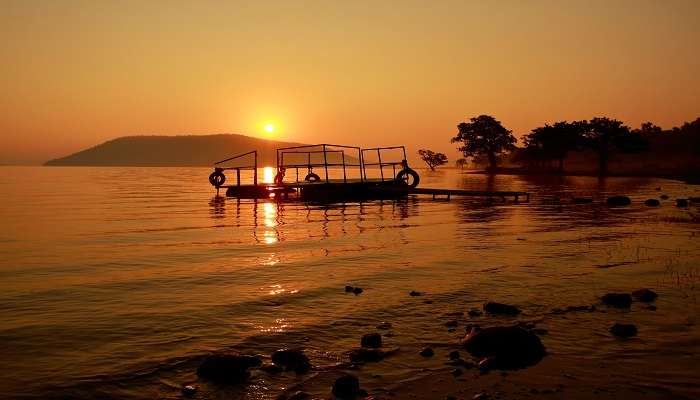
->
xmin=264 ymin=124 xmax=275 ymax=133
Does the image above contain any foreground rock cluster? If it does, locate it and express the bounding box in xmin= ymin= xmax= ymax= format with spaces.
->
xmin=188 ymin=285 xmax=660 ymax=398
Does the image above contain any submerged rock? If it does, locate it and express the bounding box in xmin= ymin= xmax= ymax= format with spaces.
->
xmin=376 ymin=321 xmax=392 ymax=330
xmin=361 ymin=333 xmax=382 ymax=348
xmin=181 ymin=385 xmax=197 ymax=396
xmin=196 ymin=352 xmax=262 ymax=383
xmin=452 ymin=368 xmax=463 ymax=377
xmin=286 ymin=391 xmax=311 ymax=400
xmin=632 ymin=288 xmax=658 ymax=302
xmin=345 ymin=285 xmax=354 ymax=292
xmin=644 ymin=199 xmax=660 ymax=207
xmin=419 ymin=347 xmax=434 ymax=357
xmin=572 ymin=197 xmax=593 ymax=204
xmin=607 ymin=196 xmax=631 ymax=206
xmin=332 ymin=374 xmax=361 ymax=400
xmin=409 ymin=290 xmax=422 ymax=297
xmin=483 ymin=302 xmax=521 ymax=315
xmin=610 ymin=323 xmax=637 ymax=338
xmin=352 ymin=287 xmax=363 ymax=295
xmin=462 ymin=326 xmax=546 ymax=370
xmin=260 ymin=363 xmax=283 ymax=374
xmin=448 ymin=350 xmax=461 ymax=360
xmin=271 ymin=348 xmax=311 ymax=373
xmin=690 ymin=196 xmax=700 ymax=203
xmin=660 ymin=194 xmax=669 ymax=200
xmin=601 ymin=293 xmax=632 ymax=308
xmin=348 ymin=348 xmax=387 ymax=363
xmin=468 ymin=309 xmax=483 ymax=317
xmin=676 ymin=199 xmax=689 ymax=207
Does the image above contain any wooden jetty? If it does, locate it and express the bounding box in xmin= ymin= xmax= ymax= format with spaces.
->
xmin=209 ymin=144 xmax=529 ymax=203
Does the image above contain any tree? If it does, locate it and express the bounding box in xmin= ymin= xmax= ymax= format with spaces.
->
xmin=451 ymin=115 xmax=516 ymax=170
xmin=455 ymin=158 xmax=468 ymax=169
xmin=582 ymin=117 xmax=632 ymax=175
xmin=523 ymin=120 xmax=586 ymax=172
xmin=417 ymin=149 xmax=448 ymax=170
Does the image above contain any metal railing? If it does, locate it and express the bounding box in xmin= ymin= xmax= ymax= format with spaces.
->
xmin=276 ymin=144 xmax=362 ymax=183
xmin=360 ymin=146 xmax=408 ymax=182
xmin=213 ymin=150 xmax=257 ymax=186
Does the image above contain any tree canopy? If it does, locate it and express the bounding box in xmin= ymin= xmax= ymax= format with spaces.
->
xmin=451 ymin=115 xmax=516 ymax=170
xmin=523 ymin=121 xmax=586 ymax=172
xmin=417 ymin=149 xmax=448 ymax=170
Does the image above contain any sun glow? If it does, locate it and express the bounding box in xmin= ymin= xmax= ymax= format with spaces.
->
xmin=264 ymin=123 xmax=275 ymax=133
xmin=263 ymin=167 xmax=274 ymax=183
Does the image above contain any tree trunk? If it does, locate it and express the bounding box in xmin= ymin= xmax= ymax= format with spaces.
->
xmin=598 ymin=150 xmax=608 ymax=176
xmin=487 ymin=152 xmax=497 ymax=171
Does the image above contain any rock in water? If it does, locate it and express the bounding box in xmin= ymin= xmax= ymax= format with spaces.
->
xmin=660 ymin=194 xmax=669 ymax=200
xmin=345 ymin=285 xmax=354 ymax=292
xmin=601 ymin=293 xmax=632 ymax=308
xmin=419 ymin=347 xmax=434 ymax=357
xmin=196 ymin=352 xmax=262 ymax=383
xmin=607 ymin=196 xmax=632 ymax=206
xmin=468 ymin=309 xmax=483 ymax=317
xmin=632 ymin=288 xmax=658 ymax=302
xmin=181 ymin=385 xmax=197 ymax=396
xmin=271 ymin=348 xmax=311 ymax=373
xmin=483 ymin=302 xmax=521 ymax=315
xmin=644 ymin=199 xmax=660 ymax=207
xmin=409 ymin=291 xmax=422 ymax=296
xmin=676 ymin=199 xmax=689 ymax=207
xmin=376 ymin=321 xmax=392 ymax=330
xmin=448 ymin=350 xmax=461 ymax=360
xmin=352 ymin=287 xmax=363 ymax=295
xmin=348 ymin=347 xmax=396 ymax=363
xmin=332 ymin=374 xmax=361 ymax=400
xmin=462 ymin=326 xmax=546 ymax=370
xmin=361 ymin=333 xmax=382 ymax=348
xmin=610 ymin=323 xmax=638 ymax=337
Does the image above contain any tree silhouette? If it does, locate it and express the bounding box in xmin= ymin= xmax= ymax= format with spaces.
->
xmin=451 ymin=115 xmax=516 ymax=171
xmin=455 ymin=158 xmax=468 ymax=169
xmin=417 ymin=149 xmax=448 ymax=170
xmin=582 ymin=117 xmax=632 ymax=175
xmin=523 ymin=120 xmax=586 ymax=172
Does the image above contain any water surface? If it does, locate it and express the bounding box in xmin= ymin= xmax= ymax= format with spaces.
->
xmin=0 ymin=167 xmax=699 ymax=399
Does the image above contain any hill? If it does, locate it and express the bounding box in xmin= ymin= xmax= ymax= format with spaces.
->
xmin=44 ymin=134 xmax=326 ymax=167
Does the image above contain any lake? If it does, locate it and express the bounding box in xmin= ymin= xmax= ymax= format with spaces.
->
xmin=0 ymin=166 xmax=698 ymax=399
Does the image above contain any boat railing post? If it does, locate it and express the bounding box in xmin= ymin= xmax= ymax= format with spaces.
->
xmin=342 ymin=151 xmax=347 ymax=183
xmin=236 ymin=168 xmax=241 ymax=186
xmin=254 ymin=151 xmax=258 ymax=186
xmin=323 ymin=145 xmax=329 ymax=183
xmin=377 ymin=149 xmax=384 ymax=181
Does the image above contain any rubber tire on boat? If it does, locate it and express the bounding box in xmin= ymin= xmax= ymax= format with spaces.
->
xmin=396 ymin=168 xmax=420 ymax=188
xmin=305 ymin=172 xmax=321 ymax=182
xmin=209 ymin=171 xmax=226 ymax=187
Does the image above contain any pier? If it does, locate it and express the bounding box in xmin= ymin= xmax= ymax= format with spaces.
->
xmin=209 ymin=144 xmax=529 ymax=203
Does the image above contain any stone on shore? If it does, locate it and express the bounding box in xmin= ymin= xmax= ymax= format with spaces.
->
xmin=601 ymin=293 xmax=632 ymax=308
xmin=196 ymin=352 xmax=262 ymax=383
xmin=483 ymin=302 xmax=521 ymax=315
xmin=462 ymin=326 xmax=546 ymax=370
xmin=361 ymin=333 xmax=382 ymax=348
xmin=271 ymin=348 xmax=311 ymax=373
xmin=607 ymin=196 xmax=631 ymax=206
xmin=610 ymin=323 xmax=638 ymax=338
xmin=632 ymin=288 xmax=658 ymax=302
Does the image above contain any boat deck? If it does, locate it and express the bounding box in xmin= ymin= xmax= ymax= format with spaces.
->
xmin=220 ymin=180 xmax=529 ymax=202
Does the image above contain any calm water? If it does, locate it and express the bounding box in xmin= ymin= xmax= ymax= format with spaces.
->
xmin=1 ymin=167 xmax=699 ymax=399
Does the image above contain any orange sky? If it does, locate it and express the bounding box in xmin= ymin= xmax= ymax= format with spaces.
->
xmin=1 ymin=0 xmax=699 ymax=164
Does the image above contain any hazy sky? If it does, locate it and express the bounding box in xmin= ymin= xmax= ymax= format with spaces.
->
xmin=2 ymin=0 xmax=699 ymax=164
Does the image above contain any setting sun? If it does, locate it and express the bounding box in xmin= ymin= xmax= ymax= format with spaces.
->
xmin=264 ymin=124 xmax=274 ymax=133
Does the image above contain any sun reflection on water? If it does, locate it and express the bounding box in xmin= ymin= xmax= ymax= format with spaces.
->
xmin=263 ymin=167 xmax=274 ymax=184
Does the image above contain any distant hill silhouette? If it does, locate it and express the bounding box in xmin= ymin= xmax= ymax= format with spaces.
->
xmin=44 ymin=134 xmax=355 ymax=167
